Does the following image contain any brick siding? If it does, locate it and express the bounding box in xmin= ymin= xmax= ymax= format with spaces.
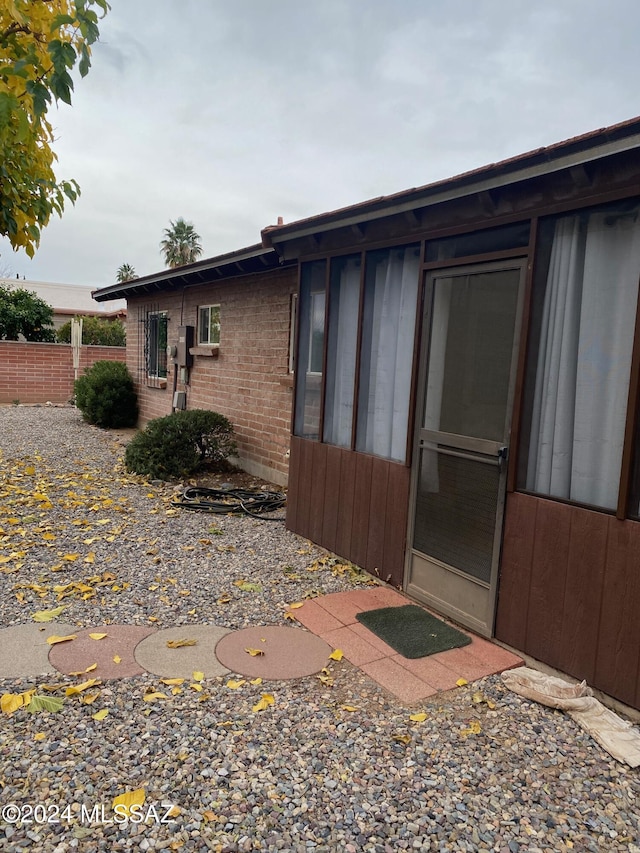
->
xmin=128 ymin=266 xmax=297 ymax=486
xmin=0 ymin=342 xmax=126 ymax=405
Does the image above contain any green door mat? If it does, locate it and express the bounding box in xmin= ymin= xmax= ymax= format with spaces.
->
xmin=356 ymin=605 xmax=472 ymax=659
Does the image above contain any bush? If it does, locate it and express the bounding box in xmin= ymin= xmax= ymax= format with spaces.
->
xmin=124 ymin=409 xmax=237 ymax=480
xmin=57 ymin=315 xmax=126 ymax=346
xmin=74 ymin=361 xmax=138 ymax=428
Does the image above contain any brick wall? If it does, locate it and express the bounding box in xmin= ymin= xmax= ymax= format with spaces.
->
xmin=0 ymin=342 xmax=126 ymax=404
xmin=127 ymin=266 xmax=297 ymax=485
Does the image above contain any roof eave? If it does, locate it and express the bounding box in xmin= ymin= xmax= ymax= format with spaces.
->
xmin=262 ymin=126 xmax=640 ymax=247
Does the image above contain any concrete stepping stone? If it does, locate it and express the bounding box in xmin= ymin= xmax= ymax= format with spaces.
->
xmin=215 ymin=625 xmax=332 ymax=680
xmin=0 ymin=622 xmax=79 ymax=678
xmin=48 ymin=624 xmax=156 ymax=679
xmin=134 ymin=625 xmax=232 ymax=678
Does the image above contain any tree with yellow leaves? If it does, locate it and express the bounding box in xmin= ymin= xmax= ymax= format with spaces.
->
xmin=0 ymin=0 xmax=109 ymax=257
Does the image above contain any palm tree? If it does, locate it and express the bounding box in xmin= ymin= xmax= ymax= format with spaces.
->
xmin=160 ymin=218 xmax=203 ymax=268
xmin=116 ymin=263 xmax=137 ymax=282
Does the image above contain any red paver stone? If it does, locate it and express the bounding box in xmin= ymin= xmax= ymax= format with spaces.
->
xmin=48 ymin=624 xmax=156 ymax=679
xmin=291 ymin=599 xmax=344 ymax=635
xmin=314 ymin=590 xmax=366 ymax=625
xmin=360 ymin=657 xmax=439 ymax=704
xmin=214 ymin=625 xmax=332 ymax=680
xmin=320 ymin=625 xmax=386 ymax=666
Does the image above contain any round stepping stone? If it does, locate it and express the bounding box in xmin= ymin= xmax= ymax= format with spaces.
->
xmin=215 ymin=625 xmax=332 ymax=680
xmin=0 ymin=622 xmax=79 ymax=678
xmin=134 ymin=625 xmax=231 ymax=678
xmin=48 ymin=624 xmax=155 ymax=679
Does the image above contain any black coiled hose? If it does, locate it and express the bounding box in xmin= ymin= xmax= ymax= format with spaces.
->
xmin=172 ymin=486 xmax=286 ymax=521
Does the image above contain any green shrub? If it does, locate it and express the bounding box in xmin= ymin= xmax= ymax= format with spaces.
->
xmin=124 ymin=409 xmax=237 ymax=480
xmin=74 ymin=361 xmax=138 ymax=428
xmin=57 ymin=315 xmax=126 ymax=346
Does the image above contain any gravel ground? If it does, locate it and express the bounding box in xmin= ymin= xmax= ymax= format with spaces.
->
xmin=0 ymin=405 xmax=639 ymax=853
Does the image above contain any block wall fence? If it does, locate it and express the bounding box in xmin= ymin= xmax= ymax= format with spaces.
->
xmin=0 ymin=341 xmax=126 ymax=405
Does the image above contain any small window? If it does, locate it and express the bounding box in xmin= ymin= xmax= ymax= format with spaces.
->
xmin=198 ymin=305 xmax=220 ymax=345
xmin=146 ymin=311 xmax=168 ymax=380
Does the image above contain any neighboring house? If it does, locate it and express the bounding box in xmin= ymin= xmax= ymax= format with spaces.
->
xmin=261 ymin=115 xmax=640 ymax=713
xmin=97 ymin=115 xmax=640 ymax=713
xmin=94 ymin=245 xmax=297 ymax=486
xmin=0 ymin=278 xmax=126 ymax=332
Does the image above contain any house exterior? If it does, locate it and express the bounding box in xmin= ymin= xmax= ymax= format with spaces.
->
xmin=94 ymin=245 xmax=297 ymax=486
xmin=261 ymin=115 xmax=640 ymax=712
xmin=96 ymin=115 xmax=640 ymax=712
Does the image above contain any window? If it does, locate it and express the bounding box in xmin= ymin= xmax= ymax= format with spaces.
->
xmin=145 ymin=311 xmax=168 ymax=380
xmin=356 ymin=245 xmax=420 ymax=462
xmin=198 ymin=305 xmax=220 ymax=345
xmin=518 ymin=200 xmax=640 ymax=510
xmin=294 ymin=261 xmax=326 ymax=439
xmin=323 ymin=255 xmax=361 ymax=447
xmin=288 ymin=293 xmax=298 ymax=373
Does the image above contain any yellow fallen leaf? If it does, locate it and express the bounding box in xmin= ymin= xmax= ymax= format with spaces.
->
xmin=31 ymin=605 xmax=66 ymax=622
xmin=252 ymin=693 xmax=275 ymax=712
xmin=46 ymin=634 xmax=77 ymax=645
xmin=226 ymin=679 xmax=246 ymax=690
xmin=80 ymin=692 xmax=100 ymax=705
xmin=245 ymin=648 xmax=265 ymax=657
xmin=460 ymin=720 xmax=482 ymax=736
xmin=166 ymin=639 xmax=197 ymax=648
xmin=63 ymin=553 xmax=80 ymax=562
xmin=341 ymin=705 xmax=359 ymax=712
xmin=392 ymin=733 xmax=412 ymax=744
xmin=1 ymin=693 xmax=24 ymax=715
xmin=160 ymin=678 xmax=185 ymax=686
xmin=113 ymin=655 xmax=121 ymax=664
xmin=284 ymin=612 xmax=297 ymax=622
xmin=89 ymin=633 xmax=108 ymax=641
xmin=456 ymin=678 xmax=468 ymax=687
xmin=171 ymin=687 xmax=182 ymax=695
xmin=217 ymin=594 xmax=232 ymax=604
xmin=84 ymin=552 xmax=95 ymax=564
xmin=92 ymin=708 xmax=109 ymax=721
xmin=25 ymin=465 xmax=35 ymax=475
xmin=66 ymin=678 xmax=101 ymax=696
xmin=288 ymin=602 xmax=305 ymax=609
xmin=410 ymin=712 xmax=428 ymax=723
xmin=202 ymin=810 xmax=219 ymax=822
xmin=34 ymin=732 xmax=46 ymax=741
xmin=112 ymin=789 xmax=145 ymax=818
xmin=192 ymin=671 xmax=204 ymax=683
xmin=249 ymin=677 xmax=262 ymax=685
xmin=165 ymin=805 xmax=181 ymax=818
xmin=143 ymin=692 xmax=168 ymax=702
xmin=329 ymin=649 xmax=344 ymax=661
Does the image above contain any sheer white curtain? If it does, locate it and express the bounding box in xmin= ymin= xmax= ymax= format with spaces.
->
xmin=526 ymin=211 xmax=640 ymax=509
xmin=357 ymin=247 xmax=420 ymax=461
xmin=323 ymin=258 xmax=360 ymax=447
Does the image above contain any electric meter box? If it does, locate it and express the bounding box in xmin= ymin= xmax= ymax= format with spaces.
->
xmin=175 ymin=325 xmax=194 ymax=367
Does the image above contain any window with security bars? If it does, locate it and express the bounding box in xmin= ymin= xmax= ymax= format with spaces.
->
xmin=140 ymin=308 xmax=168 ymax=385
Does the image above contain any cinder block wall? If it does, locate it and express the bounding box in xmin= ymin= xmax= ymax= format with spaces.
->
xmin=0 ymin=342 xmax=126 ymax=404
xmin=127 ymin=267 xmax=297 ymax=485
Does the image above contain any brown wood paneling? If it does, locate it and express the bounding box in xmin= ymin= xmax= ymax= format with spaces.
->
xmin=559 ymin=506 xmax=608 ymax=682
xmin=495 ymin=492 xmax=538 ymax=650
xmin=350 ymin=454 xmax=374 ymax=569
xmin=295 ymin=438 xmax=315 ymax=541
xmin=308 ymin=442 xmax=328 ymax=545
xmin=366 ymin=458 xmax=390 ymax=576
xmin=524 ymin=499 xmax=572 ymax=671
xmin=335 ymin=449 xmax=356 ymax=559
xmin=383 ymin=463 xmax=411 ymax=587
xmin=321 ymin=445 xmax=342 ymax=553
xmin=594 ymin=518 xmax=640 ymax=707
xmin=285 ymin=435 xmax=302 ymax=533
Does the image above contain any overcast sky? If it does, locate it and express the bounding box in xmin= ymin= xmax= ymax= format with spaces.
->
xmin=2 ymin=0 xmax=639 ymax=288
